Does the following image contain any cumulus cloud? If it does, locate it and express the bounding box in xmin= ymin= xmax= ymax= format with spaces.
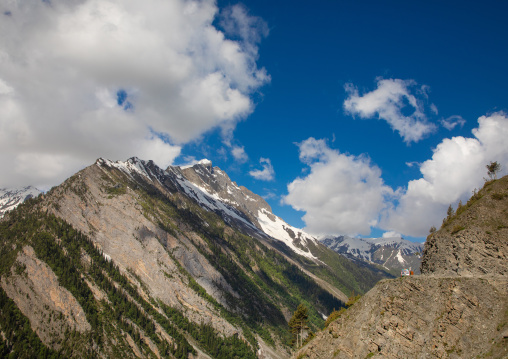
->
xmin=284 ymin=113 xmax=508 ymax=238
xmin=440 ymin=115 xmax=466 ymax=130
xmin=249 ymin=157 xmax=275 ymax=181
xmin=0 ymin=0 xmax=268 ymax=188
xmin=382 ymin=112 xmax=508 ymax=236
xmin=382 ymin=231 xmax=402 ymax=239
xmin=344 ymin=78 xmax=436 ymax=144
xmin=231 ymin=145 xmax=249 ymax=163
xmin=283 ymin=138 xmax=393 ymax=236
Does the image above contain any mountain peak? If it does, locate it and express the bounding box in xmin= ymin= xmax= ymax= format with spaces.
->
xmin=179 ymin=159 xmax=212 ymax=171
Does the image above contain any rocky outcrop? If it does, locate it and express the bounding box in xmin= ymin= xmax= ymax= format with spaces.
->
xmin=294 ymin=176 xmax=508 ymax=359
xmin=1 ymin=246 xmax=90 ymax=348
xmin=297 ymin=276 xmax=507 ymax=358
xmin=421 ymin=177 xmax=508 ymax=277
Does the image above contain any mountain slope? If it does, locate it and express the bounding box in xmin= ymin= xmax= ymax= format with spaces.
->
xmin=422 ymin=177 xmax=508 ymax=276
xmin=179 ymin=160 xmax=393 ymax=296
xmin=180 ymin=160 xmax=322 ymax=259
xmin=294 ymin=176 xmax=508 ymax=359
xmin=0 ymin=186 xmax=41 ymax=218
xmin=1 ymin=157 xmax=355 ymax=358
xmin=321 ymin=236 xmax=424 ymax=274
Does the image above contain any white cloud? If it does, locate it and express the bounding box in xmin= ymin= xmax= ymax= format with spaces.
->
xmin=261 ymin=189 xmax=278 ymax=201
xmin=249 ymin=157 xmax=275 ymax=181
xmin=382 ymin=112 xmax=508 ymax=237
xmin=284 ymin=113 xmax=508 ymax=238
xmin=430 ymin=103 xmax=439 ymax=115
xmin=283 ymin=138 xmax=393 ymax=236
xmin=231 ymin=145 xmax=248 ymax=163
xmin=440 ymin=115 xmax=466 ymax=130
xmin=0 ymin=0 xmax=268 ymax=188
xmin=382 ymin=231 xmax=402 ymax=239
xmin=405 ymin=161 xmax=420 ymax=168
xmin=344 ymin=78 xmax=436 ymax=144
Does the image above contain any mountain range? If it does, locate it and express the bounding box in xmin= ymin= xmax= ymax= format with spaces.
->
xmin=320 ymin=235 xmax=424 ymax=274
xmin=0 ymin=157 xmax=393 ymax=358
xmin=0 ymin=186 xmax=41 ymax=218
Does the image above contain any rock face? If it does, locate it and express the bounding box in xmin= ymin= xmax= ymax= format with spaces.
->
xmin=1 ymin=246 xmax=90 ymax=348
xmin=301 ymin=276 xmax=507 ymax=358
xmin=294 ymin=176 xmax=508 ymax=359
xmin=47 ymin=159 xmax=238 ymax=335
xmin=421 ymin=177 xmax=508 ymax=277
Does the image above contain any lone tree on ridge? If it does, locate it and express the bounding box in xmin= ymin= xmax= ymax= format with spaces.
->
xmin=486 ymin=161 xmax=501 ymax=180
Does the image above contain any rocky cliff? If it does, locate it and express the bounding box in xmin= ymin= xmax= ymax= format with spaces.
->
xmin=421 ymin=177 xmax=508 ymax=277
xmin=294 ymin=176 xmax=508 ymax=359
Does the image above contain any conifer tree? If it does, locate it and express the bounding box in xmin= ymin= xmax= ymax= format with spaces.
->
xmin=289 ymin=304 xmax=309 ymax=348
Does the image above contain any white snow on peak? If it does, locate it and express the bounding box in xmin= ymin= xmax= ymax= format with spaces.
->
xmin=97 ymin=157 xmax=151 ymax=181
xmin=179 ymin=159 xmax=212 ymax=170
xmin=165 ymin=166 xmax=258 ymax=231
xmin=197 ymin=159 xmax=212 ymax=166
xmin=0 ymin=186 xmax=42 ymax=218
xmin=257 ymin=209 xmax=317 ymax=259
xmin=321 ymin=235 xmax=423 ymax=263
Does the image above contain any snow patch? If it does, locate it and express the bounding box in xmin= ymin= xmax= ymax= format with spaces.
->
xmin=257 ymin=209 xmax=317 ymax=259
xmin=395 ymin=249 xmax=406 ymax=265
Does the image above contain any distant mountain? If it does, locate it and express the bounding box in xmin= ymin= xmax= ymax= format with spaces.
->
xmin=321 ymin=235 xmax=424 ymax=274
xmin=0 ymin=186 xmax=41 ymax=218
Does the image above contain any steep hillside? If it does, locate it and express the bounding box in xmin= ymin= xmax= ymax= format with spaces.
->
xmin=294 ymin=176 xmax=508 ymax=359
xmin=179 ymin=160 xmax=392 ymax=296
xmin=422 ymin=176 xmax=508 ymax=276
xmin=321 ymin=236 xmax=423 ymax=274
xmin=0 ymin=157 xmax=354 ymax=358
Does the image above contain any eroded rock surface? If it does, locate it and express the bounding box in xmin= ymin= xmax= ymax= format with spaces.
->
xmin=1 ymin=246 xmax=90 ymax=348
xmin=295 ymin=176 xmax=508 ymax=359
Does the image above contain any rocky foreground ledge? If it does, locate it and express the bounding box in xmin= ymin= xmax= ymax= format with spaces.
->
xmin=295 ymin=275 xmax=507 ymax=358
xmin=294 ymin=176 xmax=508 ymax=359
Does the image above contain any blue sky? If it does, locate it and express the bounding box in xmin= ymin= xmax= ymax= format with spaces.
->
xmin=178 ymin=0 xmax=508 ymax=240
xmin=1 ymin=0 xmax=507 ymax=241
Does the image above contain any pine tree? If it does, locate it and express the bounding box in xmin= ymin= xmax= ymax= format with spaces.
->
xmin=288 ymin=304 xmax=309 ymax=348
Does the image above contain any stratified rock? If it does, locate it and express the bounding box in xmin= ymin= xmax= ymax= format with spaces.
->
xmin=421 ymin=177 xmax=508 ymax=277
xmin=294 ymin=176 xmax=508 ymax=359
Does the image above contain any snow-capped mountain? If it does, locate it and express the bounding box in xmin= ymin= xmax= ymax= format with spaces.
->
xmin=96 ymin=157 xmax=393 ymax=299
xmin=0 ymin=186 xmax=42 ymax=218
xmin=321 ymin=235 xmax=424 ymax=273
xmin=179 ymin=160 xmax=320 ymax=259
